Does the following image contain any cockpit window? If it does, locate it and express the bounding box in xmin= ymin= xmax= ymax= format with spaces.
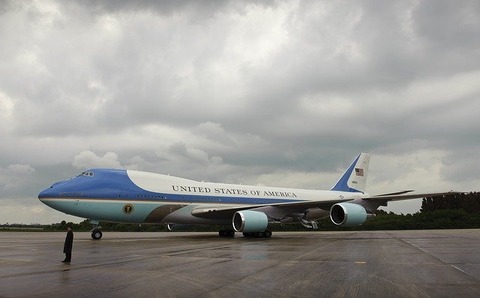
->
xmin=80 ymin=171 xmax=94 ymax=177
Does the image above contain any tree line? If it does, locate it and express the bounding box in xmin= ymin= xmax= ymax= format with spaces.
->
xmin=38 ymin=192 xmax=480 ymax=232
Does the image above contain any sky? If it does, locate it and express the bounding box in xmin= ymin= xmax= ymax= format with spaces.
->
xmin=1 ymin=0 xmax=479 ymax=224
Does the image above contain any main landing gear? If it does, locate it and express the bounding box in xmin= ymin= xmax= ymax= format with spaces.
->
xmin=242 ymin=230 xmax=272 ymax=238
xmin=218 ymin=229 xmax=272 ymax=238
xmin=218 ymin=229 xmax=235 ymax=237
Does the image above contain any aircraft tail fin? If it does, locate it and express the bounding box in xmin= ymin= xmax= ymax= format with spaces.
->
xmin=330 ymin=153 xmax=370 ymax=193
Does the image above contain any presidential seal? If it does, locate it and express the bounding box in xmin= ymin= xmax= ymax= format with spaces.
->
xmin=123 ymin=204 xmax=134 ymax=214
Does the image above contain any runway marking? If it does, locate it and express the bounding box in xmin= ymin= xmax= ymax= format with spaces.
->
xmin=390 ymin=231 xmax=480 ymax=282
xmin=451 ymin=265 xmax=479 ymax=282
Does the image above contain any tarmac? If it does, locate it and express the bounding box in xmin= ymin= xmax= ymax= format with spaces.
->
xmin=1 ymin=230 xmax=480 ymax=297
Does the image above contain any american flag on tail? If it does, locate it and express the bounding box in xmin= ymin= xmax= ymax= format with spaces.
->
xmin=355 ymin=168 xmax=364 ymax=177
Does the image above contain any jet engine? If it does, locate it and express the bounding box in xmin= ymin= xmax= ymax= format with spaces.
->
xmin=330 ymin=203 xmax=368 ymax=226
xmin=232 ymin=210 xmax=268 ymax=232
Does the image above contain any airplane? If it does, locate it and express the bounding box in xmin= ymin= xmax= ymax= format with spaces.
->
xmin=38 ymin=153 xmax=456 ymax=239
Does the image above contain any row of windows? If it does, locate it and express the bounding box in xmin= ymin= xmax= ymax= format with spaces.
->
xmin=134 ymin=195 xmax=167 ymax=199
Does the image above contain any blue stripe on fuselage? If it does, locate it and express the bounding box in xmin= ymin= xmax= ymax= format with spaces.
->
xmin=330 ymin=154 xmax=361 ymax=193
xmin=38 ymin=168 xmax=304 ymax=205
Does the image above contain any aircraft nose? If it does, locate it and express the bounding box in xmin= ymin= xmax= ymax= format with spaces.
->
xmin=38 ymin=179 xmax=71 ymax=200
xmin=38 ymin=187 xmax=53 ymax=200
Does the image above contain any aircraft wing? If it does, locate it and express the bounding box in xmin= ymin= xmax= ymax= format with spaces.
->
xmin=191 ymin=205 xmax=260 ymax=219
xmin=191 ymin=199 xmax=350 ymax=219
xmin=191 ymin=191 xmax=462 ymax=219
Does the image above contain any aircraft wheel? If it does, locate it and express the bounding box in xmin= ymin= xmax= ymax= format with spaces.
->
xmin=265 ymin=230 xmax=272 ymax=238
xmin=219 ymin=230 xmax=235 ymax=238
xmin=243 ymin=231 xmax=271 ymax=238
xmin=91 ymin=229 xmax=103 ymax=240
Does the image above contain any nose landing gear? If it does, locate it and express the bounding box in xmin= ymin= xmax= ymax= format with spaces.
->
xmin=90 ymin=220 xmax=102 ymax=240
xmin=91 ymin=228 xmax=103 ymax=240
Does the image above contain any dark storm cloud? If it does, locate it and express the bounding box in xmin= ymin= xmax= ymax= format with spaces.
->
xmin=1 ymin=0 xmax=479 ymax=222
xmin=83 ymin=0 xmax=230 ymax=16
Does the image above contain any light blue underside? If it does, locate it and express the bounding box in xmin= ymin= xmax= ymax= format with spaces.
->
xmin=43 ymin=199 xmax=158 ymax=223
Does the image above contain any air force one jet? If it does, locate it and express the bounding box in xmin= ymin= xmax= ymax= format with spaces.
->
xmin=38 ymin=153 xmax=455 ymax=239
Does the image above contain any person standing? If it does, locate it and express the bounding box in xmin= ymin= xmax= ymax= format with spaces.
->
xmin=62 ymin=226 xmax=74 ymax=263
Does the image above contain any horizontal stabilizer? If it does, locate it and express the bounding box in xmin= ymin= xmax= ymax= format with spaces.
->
xmin=364 ymin=191 xmax=463 ymax=201
xmin=373 ymin=190 xmax=415 ymax=196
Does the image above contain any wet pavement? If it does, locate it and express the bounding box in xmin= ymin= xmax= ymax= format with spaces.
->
xmin=1 ymin=230 xmax=480 ymax=297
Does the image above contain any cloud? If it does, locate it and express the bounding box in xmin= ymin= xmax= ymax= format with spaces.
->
xmin=0 ymin=198 xmax=82 ymax=225
xmin=0 ymin=1 xmax=479 ymax=223
xmin=0 ymin=164 xmax=35 ymax=194
xmin=72 ymin=151 xmax=122 ymax=169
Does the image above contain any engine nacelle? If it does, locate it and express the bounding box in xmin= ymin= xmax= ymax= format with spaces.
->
xmin=330 ymin=203 xmax=367 ymax=226
xmin=232 ymin=210 xmax=268 ymax=232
